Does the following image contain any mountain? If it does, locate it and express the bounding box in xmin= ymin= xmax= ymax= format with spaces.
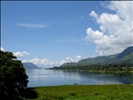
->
xmin=116 ymin=46 xmax=133 ymax=59
xmin=23 ymin=62 xmax=40 ymax=69
xmin=79 ymin=46 xmax=133 ymax=64
xmin=57 ymin=46 xmax=133 ymax=69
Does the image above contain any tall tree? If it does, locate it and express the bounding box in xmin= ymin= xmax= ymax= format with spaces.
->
xmin=0 ymin=50 xmax=28 ymax=100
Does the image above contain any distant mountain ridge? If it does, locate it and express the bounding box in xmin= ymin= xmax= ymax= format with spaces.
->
xmin=116 ymin=46 xmax=133 ymax=59
xmin=78 ymin=46 xmax=133 ymax=64
xmin=23 ymin=62 xmax=40 ymax=69
xmin=59 ymin=46 xmax=133 ymax=68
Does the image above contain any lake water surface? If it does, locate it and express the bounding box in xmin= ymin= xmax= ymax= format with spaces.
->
xmin=26 ymin=69 xmax=133 ymax=87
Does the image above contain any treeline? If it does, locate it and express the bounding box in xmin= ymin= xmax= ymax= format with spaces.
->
xmin=51 ymin=63 xmax=133 ymax=72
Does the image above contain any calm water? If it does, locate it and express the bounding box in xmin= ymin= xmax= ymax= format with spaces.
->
xmin=26 ymin=69 xmax=133 ymax=87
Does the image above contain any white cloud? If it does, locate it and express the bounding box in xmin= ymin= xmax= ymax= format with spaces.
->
xmin=90 ymin=11 xmax=98 ymax=18
xmin=0 ymin=47 xmax=4 ymax=51
xmin=107 ymin=1 xmax=132 ymax=20
xmin=17 ymin=23 xmax=48 ymax=28
xmin=22 ymin=55 xmax=85 ymax=68
xmin=22 ymin=58 xmax=61 ymax=68
xmin=60 ymin=57 xmax=74 ymax=65
xmin=86 ymin=1 xmax=133 ymax=56
xmin=60 ymin=55 xmax=86 ymax=65
xmin=75 ymin=55 xmax=82 ymax=59
xmin=22 ymin=58 xmax=49 ymax=65
xmin=13 ymin=51 xmax=30 ymax=57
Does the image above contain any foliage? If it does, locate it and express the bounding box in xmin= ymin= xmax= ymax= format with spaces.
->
xmin=0 ymin=50 xmax=28 ymax=100
xmin=32 ymin=84 xmax=133 ymax=100
xmin=52 ymin=63 xmax=133 ymax=73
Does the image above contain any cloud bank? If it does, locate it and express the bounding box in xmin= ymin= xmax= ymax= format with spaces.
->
xmin=1 ymin=47 xmax=84 ymax=68
xmin=86 ymin=1 xmax=133 ymax=55
xmin=60 ymin=55 xmax=85 ymax=65
xmin=22 ymin=55 xmax=85 ymax=68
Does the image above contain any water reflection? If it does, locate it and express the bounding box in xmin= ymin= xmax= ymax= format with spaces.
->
xmin=116 ymin=73 xmax=133 ymax=84
xmin=77 ymin=72 xmax=133 ymax=84
xmin=26 ymin=69 xmax=133 ymax=87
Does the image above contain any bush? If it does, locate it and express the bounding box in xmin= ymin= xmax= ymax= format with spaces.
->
xmin=0 ymin=50 xmax=28 ymax=100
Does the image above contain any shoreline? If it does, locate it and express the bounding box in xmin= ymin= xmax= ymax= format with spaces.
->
xmin=53 ymin=69 xmax=133 ymax=74
xmin=32 ymin=83 xmax=133 ymax=88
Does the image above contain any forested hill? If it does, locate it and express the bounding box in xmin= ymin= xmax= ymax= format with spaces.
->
xmin=78 ymin=46 xmax=133 ymax=64
xmin=23 ymin=62 xmax=40 ymax=69
xmin=53 ymin=46 xmax=133 ymax=70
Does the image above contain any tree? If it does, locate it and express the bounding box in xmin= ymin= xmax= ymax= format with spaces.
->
xmin=0 ymin=50 xmax=28 ymax=100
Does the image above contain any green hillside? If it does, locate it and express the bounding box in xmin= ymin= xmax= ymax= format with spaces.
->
xmin=78 ymin=46 xmax=133 ymax=64
xmin=52 ymin=46 xmax=133 ymax=71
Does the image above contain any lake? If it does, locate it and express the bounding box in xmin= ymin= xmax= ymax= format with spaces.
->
xmin=26 ymin=69 xmax=133 ymax=87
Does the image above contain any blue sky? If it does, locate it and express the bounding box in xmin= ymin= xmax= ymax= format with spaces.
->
xmin=1 ymin=1 xmax=133 ymax=68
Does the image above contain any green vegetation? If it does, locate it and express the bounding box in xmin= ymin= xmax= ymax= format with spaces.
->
xmin=25 ymin=84 xmax=133 ymax=100
xmin=51 ymin=46 xmax=133 ymax=72
xmin=53 ymin=63 xmax=133 ymax=73
xmin=0 ymin=50 xmax=29 ymax=100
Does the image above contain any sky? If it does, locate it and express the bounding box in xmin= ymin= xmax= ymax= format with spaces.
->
xmin=1 ymin=1 xmax=133 ymax=68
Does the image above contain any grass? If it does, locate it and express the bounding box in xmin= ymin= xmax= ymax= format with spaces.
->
xmin=24 ymin=84 xmax=133 ymax=100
